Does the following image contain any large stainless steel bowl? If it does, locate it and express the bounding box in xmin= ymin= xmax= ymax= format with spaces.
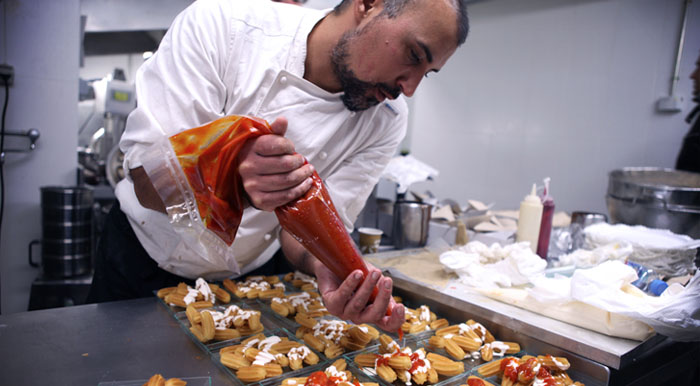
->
xmin=606 ymin=167 xmax=700 ymax=239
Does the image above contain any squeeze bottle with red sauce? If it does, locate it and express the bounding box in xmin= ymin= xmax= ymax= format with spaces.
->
xmin=536 ymin=177 xmax=554 ymax=260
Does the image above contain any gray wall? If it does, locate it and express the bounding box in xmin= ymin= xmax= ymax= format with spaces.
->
xmin=410 ymin=0 xmax=700 ymax=214
xmin=0 ymin=0 xmax=80 ymax=314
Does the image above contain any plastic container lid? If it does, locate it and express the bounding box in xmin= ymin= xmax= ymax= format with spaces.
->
xmin=647 ymin=279 xmax=669 ymax=296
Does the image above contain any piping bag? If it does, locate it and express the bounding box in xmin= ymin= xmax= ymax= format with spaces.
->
xmin=169 ymin=116 xmax=391 ymax=317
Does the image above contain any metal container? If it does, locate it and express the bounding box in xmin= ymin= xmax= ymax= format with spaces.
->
xmin=39 ymin=186 xmax=93 ymax=278
xmin=392 ymin=201 xmax=432 ymax=249
xmin=606 ymin=168 xmax=700 ymax=239
xmin=569 ymin=211 xmax=608 ymax=251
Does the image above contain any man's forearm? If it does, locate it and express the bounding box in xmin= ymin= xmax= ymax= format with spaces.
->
xmin=280 ymin=230 xmax=319 ymax=275
xmin=130 ymin=166 xmax=166 ymax=213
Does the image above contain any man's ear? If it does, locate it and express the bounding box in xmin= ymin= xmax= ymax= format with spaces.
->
xmin=354 ymin=0 xmax=382 ymax=20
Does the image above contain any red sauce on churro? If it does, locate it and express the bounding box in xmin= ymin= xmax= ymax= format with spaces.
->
xmin=498 ymin=357 xmax=557 ymax=386
xmin=518 ymin=358 xmax=538 ymax=383
xmin=305 ymin=371 xmax=328 ymax=386
xmin=500 ymin=357 xmax=519 ymax=382
xmin=375 ymin=346 xmax=425 ymax=375
xmin=536 ymin=366 xmax=557 ymax=386
xmin=466 ymin=378 xmax=486 ymax=386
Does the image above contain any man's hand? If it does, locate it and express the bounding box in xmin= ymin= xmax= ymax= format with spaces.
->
xmin=238 ymin=117 xmax=315 ymax=211
xmin=313 ymin=259 xmax=405 ymax=332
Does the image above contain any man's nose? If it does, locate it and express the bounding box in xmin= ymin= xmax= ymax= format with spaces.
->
xmin=397 ymin=70 xmax=425 ymax=97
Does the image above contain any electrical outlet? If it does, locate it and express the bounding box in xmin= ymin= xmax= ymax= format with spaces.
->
xmin=656 ymin=95 xmax=684 ymax=113
xmin=0 ymin=63 xmax=14 ymax=87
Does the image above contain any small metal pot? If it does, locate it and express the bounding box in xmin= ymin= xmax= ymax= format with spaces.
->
xmin=392 ymin=201 xmax=432 ymax=249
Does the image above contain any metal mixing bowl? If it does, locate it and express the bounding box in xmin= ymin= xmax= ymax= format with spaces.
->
xmin=606 ymin=167 xmax=700 ymax=239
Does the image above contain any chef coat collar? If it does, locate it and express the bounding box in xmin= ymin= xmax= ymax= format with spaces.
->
xmin=286 ymin=7 xmax=333 ymax=78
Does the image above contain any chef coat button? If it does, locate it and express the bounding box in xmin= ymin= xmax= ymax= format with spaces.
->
xmin=319 ymin=151 xmax=328 ymax=160
xmin=264 ymin=233 xmax=272 ymax=241
xmin=280 ymin=76 xmax=287 ymax=84
xmin=350 ymin=111 xmax=356 ymax=117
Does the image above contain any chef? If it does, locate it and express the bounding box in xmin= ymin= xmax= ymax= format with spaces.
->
xmin=87 ymin=0 xmax=469 ymax=331
xmin=676 ymin=50 xmax=700 ymax=173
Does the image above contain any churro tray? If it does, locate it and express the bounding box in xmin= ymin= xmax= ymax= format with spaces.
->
xmin=258 ymin=359 xmax=382 ymax=386
xmin=153 ymin=289 xmax=191 ymax=317
xmin=345 ymin=337 xmax=470 ymax=386
xmin=154 ymin=288 xmax=236 ymax=319
xmin=97 ymin=376 xmax=211 ymax=386
xmin=470 ymin=357 xmax=600 ymax=386
xmin=265 ymin=295 xmax=329 ymax=330
xmin=211 ymin=329 xmax=330 ymax=386
xmin=416 ymin=336 xmax=524 ymax=375
xmin=388 ymin=275 xmax=610 ymax=385
xmin=223 ymin=275 xmax=291 ymax=303
xmin=176 ymin=300 xmax=286 ymax=353
xmin=153 ymin=271 xmax=609 ymax=385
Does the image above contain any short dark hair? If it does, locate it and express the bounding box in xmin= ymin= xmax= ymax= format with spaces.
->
xmin=333 ymin=0 xmax=469 ymax=46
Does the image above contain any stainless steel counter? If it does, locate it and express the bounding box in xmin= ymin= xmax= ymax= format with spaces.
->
xmin=0 ymin=275 xmax=697 ymax=386
xmin=0 ymin=298 xmax=230 ymax=385
xmin=384 ymin=266 xmax=700 ymax=386
xmin=367 ymin=248 xmax=676 ymax=367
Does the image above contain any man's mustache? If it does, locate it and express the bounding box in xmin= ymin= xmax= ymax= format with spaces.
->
xmin=378 ymin=83 xmax=401 ymax=99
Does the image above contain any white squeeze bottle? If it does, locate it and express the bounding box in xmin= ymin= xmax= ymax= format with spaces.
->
xmin=516 ymin=184 xmax=543 ymax=253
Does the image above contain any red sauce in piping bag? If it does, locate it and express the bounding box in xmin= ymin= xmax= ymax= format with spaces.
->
xmin=275 ymin=164 xmax=379 ymax=303
xmin=170 ymin=115 xmax=270 ymax=245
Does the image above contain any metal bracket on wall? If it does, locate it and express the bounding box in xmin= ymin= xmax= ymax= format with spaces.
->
xmin=0 ymin=128 xmax=40 ymax=164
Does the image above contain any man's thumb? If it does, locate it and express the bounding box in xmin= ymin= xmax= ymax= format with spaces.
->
xmin=270 ymin=117 xmax=288 ymax=136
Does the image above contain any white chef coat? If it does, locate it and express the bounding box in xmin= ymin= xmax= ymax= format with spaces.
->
xmin=116 ymin=0 xmax=408 ymax=280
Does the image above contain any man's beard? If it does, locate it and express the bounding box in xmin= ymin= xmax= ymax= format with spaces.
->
xmin=331 ymin=29 xmax=401 ymax=112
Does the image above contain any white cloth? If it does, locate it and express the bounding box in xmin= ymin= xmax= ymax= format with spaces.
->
xmin=116 ymin=0 xmax=408 ymax=279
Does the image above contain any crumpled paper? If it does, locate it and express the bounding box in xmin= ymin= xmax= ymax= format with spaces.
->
xmin=439 ymin=241 xmax=547 ymax=288
xmin=523 ymin=260 xmax=700 ymax=341
xmin=556 ymin=242 xmax=634 ymax=268
xmin=584 ymin=223 xmax=699 ymax=276
xmin=439 ymin=241 xmax=700 ymax=341
xmin=381 ymin=155 xmax=439 ymax=194
xmin=569 ymin=260 xmax=700 ymax=341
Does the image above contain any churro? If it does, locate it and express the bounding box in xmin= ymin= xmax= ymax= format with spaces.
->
xmin=158 ymin=278 xmax=227 ymax=308
xmin=296 ymin=319 xmax=378 ymax=357
xmin=284 ymin=271 xmax=318 ymax=292
xmin=460 ymin=375 xmax=496 ymax=386
xmin=401 ymin=305 xmax=445 ymax=335
xmin=223 ymin=275 xmax=285 ymax=300
xmin=219 ymin=334 xmax=319 ymax=382
xmin=279 ymin=359 xmax=380 ymax=386
xmin=434 ymin=320 xmax=519 ymax=361
xmin=354 ymin=335 xmax=462 ymax=385
xmin=141 ymin=374 xmax=187 ymax=386
xmin=271 ymin=292 xmax=329 ymax=319
xmin=480 ymin=354 xmax=585 ymax=386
